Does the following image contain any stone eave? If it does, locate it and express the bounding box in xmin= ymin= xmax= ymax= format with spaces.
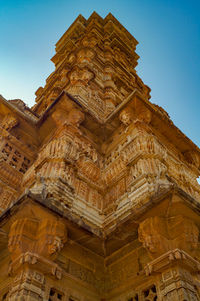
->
xmin=3 ymin=87 xmax=197 ymax=171
xmin=33 ymin=89 xmax=200 ymax=159
xmin=0 ymin=183 xmax=200 ymax=257
xmin=1 ymin=184 xmax=200 ymax=236
xmin=105 ymin=88 xmax=200 ymax=156
xmin=36 ymin=91 xmax=85 ymax=127
xmin=0 ymin=95 xmax=38 ymax=125
xmin=0 ymin=191 xmax=103 ymax=238
xmin=118 ymin=91 xmax=200 ymax=157
xmin=104 ymin=183 xmax=200 ymax=254
xmin=36 ymin=89 xmax=140 ymax=127
xmin=146 ymin=99 xmax=200 ymax=156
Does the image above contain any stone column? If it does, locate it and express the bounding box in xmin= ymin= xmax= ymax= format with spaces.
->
xmin=138 ymin=216 xmax=200 ymax=301
xmin=142 ymin=249 xmax=200 ymax=300
xmin=7 ymin=217 xmax=67 ymax=300
xmin=159 ymin=265 xmax=199 ymax=300
xmin=8 ymin=269 xmax=45 ymax=300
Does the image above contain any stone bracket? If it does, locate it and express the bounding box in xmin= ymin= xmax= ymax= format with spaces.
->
xmin=144 ymin=248 xmax=200 ymax=276
xmin=9 ymin=251 xmax=63 ymax=280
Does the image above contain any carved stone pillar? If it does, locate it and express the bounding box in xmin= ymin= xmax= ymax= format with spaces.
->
xmin=8 ymin=269 xmax=45 ymax=301
xmin=159 ymin=266 xmax=200 ymax=300
xmin=138 ymin=216 xmax=200 ymax=301
xmin=7 ymin=217 xmax=67 ymax=300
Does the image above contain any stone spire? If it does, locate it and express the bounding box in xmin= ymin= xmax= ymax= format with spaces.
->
xmin=33 ymin=12 xmax=150 ymax=120
xmin=0 ymin=12 xmax=200 ymax=301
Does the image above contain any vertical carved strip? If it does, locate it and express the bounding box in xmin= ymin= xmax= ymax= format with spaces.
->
xmin=8 ymin=270 xmax=45 ymax=301
xmin=159 ymin=267 xmax=199 ymax=301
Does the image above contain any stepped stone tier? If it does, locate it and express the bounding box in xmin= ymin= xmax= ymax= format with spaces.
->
xmin=0 ymin=11 xmax=200 ymax=300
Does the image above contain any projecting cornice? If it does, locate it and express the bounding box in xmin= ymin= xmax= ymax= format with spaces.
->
xmin=1 ymin=91 xmax=200 ymax=161
xmin=34 ymin=90 xmax=200 ymax=162
xmin=0 ymin=183 xmax=200 ymax=257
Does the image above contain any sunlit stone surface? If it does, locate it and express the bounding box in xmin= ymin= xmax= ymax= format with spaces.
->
xmin=0 ymin=12 xmax=200 ymax=300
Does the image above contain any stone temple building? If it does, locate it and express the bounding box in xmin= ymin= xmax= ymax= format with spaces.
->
xmin=0 ymin=11 xmax=200 ymax=301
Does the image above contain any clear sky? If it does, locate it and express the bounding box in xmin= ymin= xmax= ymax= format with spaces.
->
xmin=0 ymin=0 xmax=200 ymax=147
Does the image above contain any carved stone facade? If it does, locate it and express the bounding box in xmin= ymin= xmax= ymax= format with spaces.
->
xmin=0 ymin=12 xmax=200 ymax=301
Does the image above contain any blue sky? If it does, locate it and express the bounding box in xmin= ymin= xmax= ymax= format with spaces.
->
xmin=0 ymin=0 xmax=200 ymax=147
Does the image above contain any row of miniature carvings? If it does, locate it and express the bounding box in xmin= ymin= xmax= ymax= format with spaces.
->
xmin=21 ymin=138 xmax=200 ymax=208
xmin=35 ymin=41 xmax=139 ymax=104
xmin=1 ymin=130 xmax=198 ymax=190
xmin=1 ymin=286 xmax=82 ymax=301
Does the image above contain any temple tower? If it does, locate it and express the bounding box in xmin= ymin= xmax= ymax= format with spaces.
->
xmin=0 ymin=12 xmax=200 ymax=300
